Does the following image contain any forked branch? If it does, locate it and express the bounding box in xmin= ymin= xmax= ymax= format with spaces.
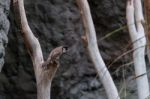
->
xmin=126 ymin=0 xmax=150 ymax=99
xmin=13 ymin=0 xmax=67 ymax=99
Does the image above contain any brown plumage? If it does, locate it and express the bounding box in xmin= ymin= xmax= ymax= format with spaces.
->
xmin=47 ymin=46 xmax=67 ymax=63
xmin=42 ymin=46 xmax=68 ymax=69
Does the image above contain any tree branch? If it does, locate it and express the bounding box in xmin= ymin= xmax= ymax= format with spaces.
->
xmin=76 ymin=0 xmax=120 ymax=99
xmin=126 ymin=0 xmax=150 ymax=99
xmin=13 ymin=0 xmax=67 ymax=99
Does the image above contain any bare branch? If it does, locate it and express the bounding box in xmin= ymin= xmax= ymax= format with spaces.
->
xmin=76 ymin=0 xmax=120 ymax=99
xmin=13 ymin=0 xmax=68 ymax=99
xmin=126 ymin=0 xmax=137 ymax=42
xmin=126 ymin=0 xmax=150 ymax=98
xmin=13 ymin=0 xmax=43 ymax=67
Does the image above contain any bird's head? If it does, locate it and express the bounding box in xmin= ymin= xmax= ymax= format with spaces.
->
xmin=62 ymin=46 xmax=68 ymax=53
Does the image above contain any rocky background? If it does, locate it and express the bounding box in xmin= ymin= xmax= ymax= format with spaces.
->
xmin=0 ymin=0 xmax=145 ymax=99
xmin=0 ymin=0 xmax=10 ymax=98
xmin=0 ymin=0 xmax=10 ymax=71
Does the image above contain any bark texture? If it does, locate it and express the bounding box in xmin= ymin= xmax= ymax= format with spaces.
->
xmin=13 ymin=0 xmax=67 ymax=99
xmin=126 ymin=0 xmax=150 ymax=99
xmin=76 ymin=0 xmax=120 ymax=99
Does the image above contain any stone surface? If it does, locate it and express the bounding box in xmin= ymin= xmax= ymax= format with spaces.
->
xmin=0 ymin=0 xmax=141 ymax=99
xmin=0 ymin=0 xmax=10 ymax=71
xmin=0 ymin=0 xmax=10 ymax=98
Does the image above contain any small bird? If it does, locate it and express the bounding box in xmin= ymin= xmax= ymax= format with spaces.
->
xmin=42 ymin=46 xmax=68 ymax=69
xmin=47 ymin=46 xmax=68 ymax=64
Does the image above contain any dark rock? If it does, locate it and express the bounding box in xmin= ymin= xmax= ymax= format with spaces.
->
xmin=0 ymin=0 xmax=10 ymax=71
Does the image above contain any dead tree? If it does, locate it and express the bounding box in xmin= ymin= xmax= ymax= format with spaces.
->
xmin=76 ymin=0 xmax=120 ymax=99
xmin=126 ymin=0 xmax=150 ymax=99
xmin=13 ymin=0 xmax=67 ymax=99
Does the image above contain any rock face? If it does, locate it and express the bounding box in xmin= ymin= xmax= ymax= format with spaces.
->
xmin=0 ymin=0 xmax=10 ymax=71
xmin=0 ymin=0 xmax=137 ymax=99
xmin=0 ymin=0 xmax=10 ymax=98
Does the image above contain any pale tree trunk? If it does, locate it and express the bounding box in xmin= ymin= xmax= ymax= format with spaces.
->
xmin=13 ymin=0 xmax=67 ymax=99
xmin=126 ymin=0 xmax=150 ymax=99
xmin=144 ymin=0 xmax=150 ymax=65
xmin=76 ymin=0 xmax=120 ymax=99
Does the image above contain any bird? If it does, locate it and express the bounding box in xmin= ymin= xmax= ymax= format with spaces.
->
xmin=47 ymin=46 xmax=68 ymax=64
xmin=42 ymin=46 xmax=68 ymax=69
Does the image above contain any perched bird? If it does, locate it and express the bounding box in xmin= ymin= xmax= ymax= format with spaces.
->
xmin=47 ymin=46 xmax=68 ymax=64
xmin=42 ymin=46 xmax=68 ymax=69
